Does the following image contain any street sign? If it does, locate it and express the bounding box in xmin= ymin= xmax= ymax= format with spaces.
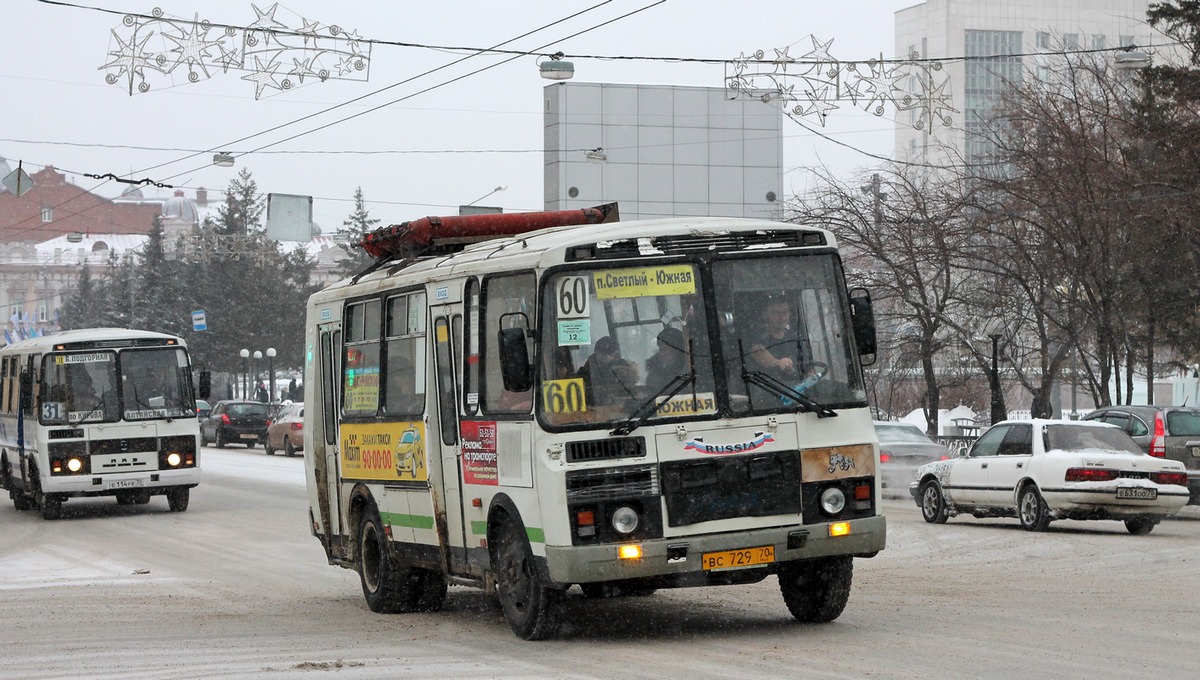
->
xmin=192 ymin=310 xmax=207 ymax=331
xmin=2 ymin=166 xmax=34 ymax=197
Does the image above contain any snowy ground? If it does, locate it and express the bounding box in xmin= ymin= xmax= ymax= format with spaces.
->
xmin=1 ymin=447 xmax=1197 ymax=679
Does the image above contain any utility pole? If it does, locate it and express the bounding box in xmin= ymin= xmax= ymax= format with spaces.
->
xmin=862 ymin=173 xmax=885 ymax=227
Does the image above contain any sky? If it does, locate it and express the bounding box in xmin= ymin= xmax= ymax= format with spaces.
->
xmin=2 ymin=0 xmax=918 ymax=234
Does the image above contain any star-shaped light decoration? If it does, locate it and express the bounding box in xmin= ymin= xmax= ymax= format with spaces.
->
xmin=250 ymin=3 xmax=288 ymax=30
xmin=297 ymin=18 xmax=321 ymax=48
xmin=100 ymin=27 xmax=160 ymax=94
xmin=794 ymin=85 xmax=839 ymax=126
xmin=242 ymin=54 xmax=282 ymax=99
xmin=162 ymin=13 xmax=217 ymax=80
xmin=289 ymin=56 xmax=317 ymax=83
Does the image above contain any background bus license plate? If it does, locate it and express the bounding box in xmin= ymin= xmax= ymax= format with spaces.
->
xmin=110 ymin=479 xmax=143 ymax=489
xmin=1116 ymin=487 xmax=1156 ymax=500
xmin=701 ymin=545 xmax=775 ymax=570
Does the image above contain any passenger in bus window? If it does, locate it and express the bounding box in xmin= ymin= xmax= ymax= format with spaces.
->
xmin=645 ymin=327 xmax=687 ymax=389
xmin=577 ymin=336 xmax=636 ymax=406
xmin=748 ymin=295 xmax=812 ymax=383
xmin=385 ymin=356 xmax=423 ymax=415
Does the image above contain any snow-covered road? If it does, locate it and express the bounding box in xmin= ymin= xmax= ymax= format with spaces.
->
xmin=2 ymin=445 xmax=1198 ymax=679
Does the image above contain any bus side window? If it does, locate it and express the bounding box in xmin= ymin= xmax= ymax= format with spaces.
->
xmin=1 ymin=356 xmax=10 ymax=414
xmin=481 ymin=272 xmax=535 ymax=415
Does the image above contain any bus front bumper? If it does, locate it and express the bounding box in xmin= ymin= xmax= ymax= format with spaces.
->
xmin=40 ymin=468 xmax=201 ymax=496
xmin=543 ymin=514 xmax=886 ymax=585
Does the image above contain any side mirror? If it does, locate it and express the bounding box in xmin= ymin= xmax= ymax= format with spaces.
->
xmin=497 ymin=326 xmax=533 ymax=393
xmin=848 ymin=287 xmax=877 ymax=365
xmin=198 ymin=370 xmax=211 ymax=399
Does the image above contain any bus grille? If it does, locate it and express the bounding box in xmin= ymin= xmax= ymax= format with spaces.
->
xmin=660 ymin=450 xmax=802 ymax=527
xmin=566 ymin=437 xmax=646 ymax=463
xmin=566 ymin=465 xmax=658 ymax=501
xmin=90 ymin=437 xmax=158 ymax=455
xmin=593 ymin=230 xmax=826 ymax=259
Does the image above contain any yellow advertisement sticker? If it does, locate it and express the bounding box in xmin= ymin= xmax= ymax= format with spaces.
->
xmin=800 ymin=445 xmax=875 ymax=482
xmin=341 ymin=421 xmax=427 ymax=482
xmin=593 ymin=265 xmax=696 ymax=299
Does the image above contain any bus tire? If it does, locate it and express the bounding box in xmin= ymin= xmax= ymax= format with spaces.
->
xmin=357 ymin=505 xmax=416 ymax=613
xmin=12 ymin=489 xmax=35 ymax=512
xmin=167 ymin=487 xmax=190 ymax=512
xmin=39 ymin=492 xmax=63 ymax=520
xmin=491 ymin=512 xmax=563 ymax=640
xmin=778 ymin=556 xmax=853 ymax=623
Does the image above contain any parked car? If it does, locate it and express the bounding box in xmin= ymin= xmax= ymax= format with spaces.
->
xmin=874 ymin=421 xmax=951 ymax=494
xmin=265 ymin=402 xmax=304 ymax=457
xmin=200 ymin=400 xmax=270 ymax=448
xmin=195 ymin=399 xmax=212 ymax=419
xmin=911 ymin=419 xmax=1190 ymax=534
xmin=1082 ymin=405 xmax=1200 ymax=505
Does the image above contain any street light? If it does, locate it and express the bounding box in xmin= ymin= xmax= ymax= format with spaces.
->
xmin=266 ymin=347 xmax=276 ymax=402
xmin=538 ymin=52 xmax=574 ymax=80
xmin=239 ymin=348 xmax=250 ymax=399
xmin=253 ymin=351 xmax=263 ymax=400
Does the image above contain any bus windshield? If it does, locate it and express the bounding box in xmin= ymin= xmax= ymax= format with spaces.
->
xmin=539 ymin=263 xmax=715 ymax=428
xmin=714 ymin=253 xmax=867 ymax=414
xmin=40 ymin=347 xmax=195 ymax=424
xmin=537 ymin=253 xmax=867 ymax=428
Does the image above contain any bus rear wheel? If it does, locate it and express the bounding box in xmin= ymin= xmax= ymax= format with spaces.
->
xmin=491 ymin=513 xmax=563 ymax=640
xmin=778 ymin=556 xmax=853 ymax=623
xmin=167 ymin=487 xmax=190 ymax=512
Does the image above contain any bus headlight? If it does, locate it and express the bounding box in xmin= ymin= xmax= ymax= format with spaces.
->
xmin=819 ymin=487 xmax=846 ymax=515
xmin=166 ymin=452 xmax=182 ymax=467
xmin=611 ymin=506 xmax=640 ymax=534
xmin=67 ymin=457 xmax=84 ymax=473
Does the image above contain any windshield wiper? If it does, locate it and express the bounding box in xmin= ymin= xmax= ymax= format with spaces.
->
xmin=741 ymin=369 xmax=836 ymax=418
xmin=610 ymin=370 xmax=696 ymax=436
xmin=71 ymin=398 xmax=107 ymax=424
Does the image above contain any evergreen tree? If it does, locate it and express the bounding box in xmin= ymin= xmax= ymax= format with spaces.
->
xmin=335 ymin=186 xmax=379 ymax=276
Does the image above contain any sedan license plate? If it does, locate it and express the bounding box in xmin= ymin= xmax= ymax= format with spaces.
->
xmin=109 ymin=479 xmax=143 ymax=489
xmin=701 ymin=545 xmax=775 ymax=571
xmin=240 ymin=434 xmax=258 ymax=440
xmin=1191 ymin=446 xmax=1200 ymax=459
xmin=1116 ymin=487 xmax=1157 ymax=500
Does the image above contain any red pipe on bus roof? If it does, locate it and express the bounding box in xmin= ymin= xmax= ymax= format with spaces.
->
xmin=358 ymin=203 xmax=618 ymax=260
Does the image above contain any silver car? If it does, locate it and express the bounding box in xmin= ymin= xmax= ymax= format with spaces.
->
xmin=874 ymin=421 xmax=951 ymax=494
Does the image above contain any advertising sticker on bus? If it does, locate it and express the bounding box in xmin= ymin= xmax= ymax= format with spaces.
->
xmin=461 ymin=420 xmax=498 ymax=486
xmin=340 ymin=422 xmax=427 ymax=482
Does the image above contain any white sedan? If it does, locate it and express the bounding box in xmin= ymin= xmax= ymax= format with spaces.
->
xmin=910 ymin=419 xmax=1190 ymax=534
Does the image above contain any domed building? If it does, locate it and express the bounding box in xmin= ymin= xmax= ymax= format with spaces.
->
xmin=160 ymin=188 xmax=201 ymax=247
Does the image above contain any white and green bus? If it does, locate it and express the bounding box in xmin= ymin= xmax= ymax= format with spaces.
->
xmin=0 ymin=328 xmax=200 ymax=519
xmin=304 ymin=204 xmax=884 ymax=639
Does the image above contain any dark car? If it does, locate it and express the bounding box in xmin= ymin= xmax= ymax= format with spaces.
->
xmin=195 ymin=399 xmax=212 ymax=419
xmin=1083 ymin=405 xmax=1200 ymax=505
xmin=200 ymin=400 xmax=270 ymax=448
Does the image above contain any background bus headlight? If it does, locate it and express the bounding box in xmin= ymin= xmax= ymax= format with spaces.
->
xmin=820 ymin=487 xmax=847 ymax=515
xmin=611 ymin=506 xmax=639 ymax=534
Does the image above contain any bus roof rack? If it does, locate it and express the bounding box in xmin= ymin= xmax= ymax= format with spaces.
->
xmin=357 ymin=202 xmax=619 ymax=261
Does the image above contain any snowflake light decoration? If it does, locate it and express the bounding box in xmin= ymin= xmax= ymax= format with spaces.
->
xmin=726 ymin=37 xmax=956 ymax=131
xmin=100 ymin=3 xmax=371 ymax=99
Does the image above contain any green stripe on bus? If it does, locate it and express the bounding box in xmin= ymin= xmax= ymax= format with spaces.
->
xmin=380 ymin=512 xmax=434 ymax=530
xmin=469 ymin=520 xmax=544 ymax=544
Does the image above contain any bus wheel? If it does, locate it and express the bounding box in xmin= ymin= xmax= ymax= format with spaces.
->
xmin=167 ymin=487 xmax=190 ymax=512
xmin=357 ymin=506 xmax=416 ymax=613
xmin=11 ymin=489 xmax=35 ymax=512
xmin=39 ymin=492 xmax=63 ymax=520
xmin=778 ymin=556 xmax=853 ymax=623
xmin=491 ymin=513 xmax=563 ymax=640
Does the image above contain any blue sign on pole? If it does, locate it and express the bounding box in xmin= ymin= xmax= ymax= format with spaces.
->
xmin=192 ymin=310 xmax=207 ymax=331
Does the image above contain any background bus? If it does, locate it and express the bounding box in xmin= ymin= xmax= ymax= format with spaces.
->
xmin=304 ymin=206 xmax=883 ymax=639
xmin=0 ymin=328 xmax=200 ymax=519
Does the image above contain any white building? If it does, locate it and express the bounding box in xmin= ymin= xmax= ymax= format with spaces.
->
xmin=543 ymin=82 xmax=783 ymax=220
xmin=895 ymin=0 xmax=1154 ymax=167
